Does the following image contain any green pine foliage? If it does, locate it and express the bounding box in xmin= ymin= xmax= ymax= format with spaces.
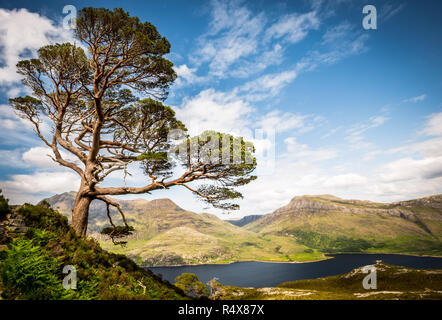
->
xmin=0 ymin=200 xmax=188 ymax=300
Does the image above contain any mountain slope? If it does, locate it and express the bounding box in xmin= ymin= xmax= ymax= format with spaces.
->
xmin=44 ymin=192 xmax=318 ymax=266
xmin=0 ymin=198 xmax=187 ymax=300
xmin=226 ymin=215 xmax=263 ymax=227
xmin=245 ymin=195 xmax=442 ymax=256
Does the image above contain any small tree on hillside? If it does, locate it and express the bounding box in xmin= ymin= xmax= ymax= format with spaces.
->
xmin=174 ymin=273 xmax=209 ymax=298
xmin=9 ymin=8 xmax=257 ymax=240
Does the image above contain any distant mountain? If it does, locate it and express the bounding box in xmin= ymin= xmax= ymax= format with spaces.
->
xmin=44 ymin=191 xmax=183 ymax=229
xmin=226 ymin=215 xmax=263 ymax=227
xmin=44 ymin=192 xmax=442 ymax=266
xmin=245 ymin=194 xmax=442 ymax=256
xmin=43 ymin=192 xmax=312 ymax=266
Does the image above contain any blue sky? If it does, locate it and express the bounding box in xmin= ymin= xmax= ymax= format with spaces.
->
xmin=0 ymin=0 xmax=441 ymax=218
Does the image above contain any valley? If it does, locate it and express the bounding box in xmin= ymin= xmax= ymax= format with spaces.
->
xmin=44 ymin=192 xmax=442 ymax=266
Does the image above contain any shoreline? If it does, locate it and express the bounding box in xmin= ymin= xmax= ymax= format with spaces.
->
xmin=146 ymin=252 xmax=442 ymax=268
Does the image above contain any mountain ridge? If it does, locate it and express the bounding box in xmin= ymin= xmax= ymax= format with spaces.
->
xmin=43 ymin=192 xmax=442 ymax=265
xmin=43 ymin=192 xmax=315 ymax=266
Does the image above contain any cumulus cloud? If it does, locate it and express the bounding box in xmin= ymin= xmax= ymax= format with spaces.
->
xmin=173 ymin=87 xmax=319 ymax=138
xmin=0 ymin=146 xmax=83 ymax=204
xmin=379 ymin=156 xmax=442 ymax=182
xmin=173 ymin=64 xmax=205 ymax=87
xmin=22 ymin=146 xmax=80 ymax=170
xmin=174 ymin=88 xmax=254 ymax=136
xmin=389 ymin=137 xmax=442 ymax=158
xmin=0 ymin=171 xmax=80 ymax=204
xmin=0 ymin=8 xmax=74 ymax=94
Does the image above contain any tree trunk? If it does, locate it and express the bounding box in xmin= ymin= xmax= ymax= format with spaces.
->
xmin=71 ymin=191 xmax=92 ymax=237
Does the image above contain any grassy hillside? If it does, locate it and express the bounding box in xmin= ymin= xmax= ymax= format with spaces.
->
xmin=45 ymin=192 xmax=324 ymax=266
xmin=211 ymin=261 xmax=442 ymax=300
xmin=0 ymin=195 xmax=188 ymax=300
xmin=44 ymin=193 xmax=442 ymax=266
xmin=246 ymin=195 xmax=442 ymax=256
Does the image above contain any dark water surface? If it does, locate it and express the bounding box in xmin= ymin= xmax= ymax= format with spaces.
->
xmin=148 ymin=254 xmax=442 ymax=288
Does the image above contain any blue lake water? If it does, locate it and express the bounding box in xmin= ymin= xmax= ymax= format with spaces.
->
xmin=148 ymin=254 xmax=442 ymax=288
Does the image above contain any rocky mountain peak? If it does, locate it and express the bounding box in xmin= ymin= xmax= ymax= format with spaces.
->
xmin=277 ymin=195 xmax=341 ymax=213
xmin=145 ymin=198 xmax=182 ymax=210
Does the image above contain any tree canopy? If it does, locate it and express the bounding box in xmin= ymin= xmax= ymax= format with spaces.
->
xmin=9 ymin=7 xmax=257 ymax=239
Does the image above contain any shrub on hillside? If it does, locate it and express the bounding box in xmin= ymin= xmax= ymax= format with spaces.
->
xmin=0 ymin=201 xmax=187 ymax=300
xmin=174 ymin=273 xmax=209 ymax=298
xmin=0 ymin=190 xmax=10 ymax=221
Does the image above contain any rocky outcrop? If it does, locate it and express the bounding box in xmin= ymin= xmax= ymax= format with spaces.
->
xmin=268 ymin=195 xmax=430 ymax=222
xmin=5 ymin=208 xmax=29 ymax=235
xmin=393 ymin=194 xmax=442 ymax=209
xmin=0 ymin=207 xmax=30 ymax=246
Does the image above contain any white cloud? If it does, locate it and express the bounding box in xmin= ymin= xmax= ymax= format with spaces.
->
xmin=347 ymin=116 xmax=389 ymax=136
xmin=389 ymin=137 xmax=442 ymax=158
xmin=284 ymin=137 xmax=337 ymax=161
xmin=403 ymin=94 xmax=427 ymax=103
xmin=192 ymin=0 xmax=265 ymax=77
xmin=174 ymin=87 xmax=318 ymax=138
xmin=379 ymin=156 xmax=442 ymax=182
xmin=321 ymin=126 xmax=342 ymax=139
xmin=240 ymin=69 xmax=299 ymax=101
xmin=173 ymin=64 xmax=205 ymax=87
xmin=0 ymin=104 xmax=43 ymax=145
xmin=230 ymin=44 xmax=285 ymax=78
xmin=323 ymin=173 xmax=368 ymax=188
xmin=0 ymin=171 xmax=80 ymax=204
xmin=322 ymin=22 xmax=352 ymax=44
xmin=345 ymin=115 xmax=389 ymax=149
xmin=0 ymin=8 xmax=74 ymax=93
xmin=0 ymin=149 xmax=27 ymax=168
xmin=259 ymin=110 xmax=310 ymax=133
xmin=22 ymin=146 xmax=80 ymax=171
xmin=300 ymin=22 xmax=369 ymax=71
xmin=419 ymin=112 xmax=442 ymax=137
xmin=174 ymin=88 xmax=254 ymax=136
xmin=265 ymin=11 xmax=319 ymax=44
xmin=380 ymin=3 xmax=406 ymax=22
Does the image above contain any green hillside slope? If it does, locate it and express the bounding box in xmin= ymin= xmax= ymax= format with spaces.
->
xmin=0 ymin=195 xmax=188 ymax=300
xmin=44 ymin=193 xmax=442 ymax=266
xmin=45 ymin=193 xmax=321 ymax=266
xmin=246 ymin=195 xmax=442 ymax=256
